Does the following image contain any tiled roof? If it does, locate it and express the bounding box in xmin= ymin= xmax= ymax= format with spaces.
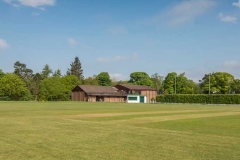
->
xmin=78 ymin=85 xmax=126 ymax=96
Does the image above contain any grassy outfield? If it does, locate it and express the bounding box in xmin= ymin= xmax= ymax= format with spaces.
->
xmin=0 ymin=102 xmax=240 ymax=160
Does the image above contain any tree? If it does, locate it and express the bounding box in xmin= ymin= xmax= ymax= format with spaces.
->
xmin=129 ymin=72 xmax=154 ymax=87
xmin=0 ymin=73 xmax=31 ymax=100
xmin=0 ymin=69 xmax=4 ymax=78
xmin=163 ymin=72 xmax=177 ymax=94
xmin=232 ymin=79 xmax=240 ymax=94
xmin=41 ymin=64 xmax=52 ymax=79
xmin=67 ymin=56 xmax=84 ymax=81
xmin=53 ymin=69 xmax=62 ymax=78
xmin=96 ymin=72 xmax=112 ymax=86
xmin=83 ymin=75 xmax=98 ymax=85
xmin=176 ymin=73 xmax=201 ymax=94
xmin=39 ymin=77 xmax=69 ymax=101
xmin=60 ymin=75 xmax=81 ymax=94
xmin=14 ymin=61 xmax=33 ymax=80
xmin=151 ymin=73 xmax=164 ymax=93
xmin=29 ymin=73 xmax=42 ymax=101
xmin=199 ymin=72 xmax=234 ymax=94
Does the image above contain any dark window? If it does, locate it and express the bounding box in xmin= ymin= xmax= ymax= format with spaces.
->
xmin=128 ymin=97 xmax=137 ymax=100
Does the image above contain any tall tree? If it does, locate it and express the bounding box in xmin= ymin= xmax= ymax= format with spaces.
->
xmin=151 ymin=73 xmax=164 ymax=92
xmin=13 ymin=61 xmax=33 ymax=83
xmin=129 ymin=72 xmax=154 ymax=87
xmin=53 ymin=69 xmax=62 ymax=78
xmin=41 ymin=64 xmax=52 ymax=79
xmin=29 ymin=73 xmax=42 ymax=101
xmin=0 ymin=73 xmax=31 ymax=100
xmin=97 ymin=72 xmax=112 ymax=86
xmin=199 ymin=72 xmax=234 ymax=94
xmin=67 ymin=56 xmax=84 ymax=81
xmin=163 ymin=72 xmax=177 ymax=94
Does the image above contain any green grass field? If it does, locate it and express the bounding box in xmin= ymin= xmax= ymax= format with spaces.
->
xmin=0 ymin=102 xmax=240 ymax=160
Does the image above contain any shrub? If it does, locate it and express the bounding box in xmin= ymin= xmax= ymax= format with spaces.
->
xmin=156 ymin=94 xmax=240 ymax=104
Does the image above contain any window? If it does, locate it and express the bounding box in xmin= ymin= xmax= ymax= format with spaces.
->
xmin=128 ymin=97 xmax=137 ymax=101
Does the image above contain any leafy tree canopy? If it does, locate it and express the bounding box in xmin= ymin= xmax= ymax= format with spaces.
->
xmin=0 ymin=73 xmax=31 ymax=100
xmin=39 ymin=77 xmax=69 ymax=101
xmin=83 ymin=75 xmax=98 ymax=85
xmin=151 ymin=73 xmax=164 ymax=92
xmin=97 ymin=72 xmax=112 ymax=86
xmin=0 ymin=69 xmax=4 ymax=78
xmin=129 ymin=72 xmax=154 ymax=87
xmin=60 ymin=75 xmax=81 ymax=93
xmin=163 ymin=72 xmax=177 ymax=94
xmin=200 ymin=72 xmax=234 ymax=94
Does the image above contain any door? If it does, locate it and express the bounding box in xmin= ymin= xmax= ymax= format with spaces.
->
xmin=140 ymin=96 xmax=145 ymax=103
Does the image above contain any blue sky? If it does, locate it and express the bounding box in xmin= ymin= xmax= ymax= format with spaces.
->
xmin=0 ymin=0 xmax=240 ymax=81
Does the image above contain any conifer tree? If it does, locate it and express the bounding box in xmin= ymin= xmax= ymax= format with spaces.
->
xmin=67 ymin=56 xmax=84 ymax=81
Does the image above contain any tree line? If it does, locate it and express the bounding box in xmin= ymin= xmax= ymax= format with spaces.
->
xmin=0 ymin=56 xmax=240 ymax=101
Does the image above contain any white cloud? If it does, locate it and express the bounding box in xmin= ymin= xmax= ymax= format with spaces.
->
xmin=113 ymin=55 xmax=126 ymax=61
xmin=32 ymin=12 xmax=40 ymax=16
xmin=67 ymin=38 xmax=77 ymax=46
xmin=219 ymin=13 xmax=237 ymax=23
xmin=233 ymin=0 xmax=240 ymax=8
xmin=108 ymin=27 xmax=128 ymax=36
xmin=97 ymin=57 xmax=110 ymax=63
xmin=109 ymin=73 xmax=126 ymax=81
xmin=39 ymin=7 xmax=45 ymax=11
xmin=132 ymin=53 xmax=139 ymax=59
xmin=223 ymin=61 xmax=240 ymax=69
xmin=2 ymin=0 xmax=13 ymax=3
xmin=0 ymin=39 xmax=10 ymax=50
xmin=18 ymin=0 xmax=55 ymax=7
xmin=97 ymin=53 xmax=139 ymax=63
xmin=3 ymin=0 xmax=55 ymax=8
xmin=164 ymin=0 xmax=216 ymax=25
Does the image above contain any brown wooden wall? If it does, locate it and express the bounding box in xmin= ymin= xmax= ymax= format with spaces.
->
xmin=71 ymin=86 xmax=86 ymax=101
xmin=103 ymin=97 xmax=126 ymax=102
xmin=141 ymin=90 xmax=157 ymax=102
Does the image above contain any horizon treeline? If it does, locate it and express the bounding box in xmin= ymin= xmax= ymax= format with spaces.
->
xmin=0 ymin=56 xmax=240 ymax=101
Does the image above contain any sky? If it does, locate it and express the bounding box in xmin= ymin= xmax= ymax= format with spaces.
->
xmin=0 ymin=0 xmax=240 ymax=82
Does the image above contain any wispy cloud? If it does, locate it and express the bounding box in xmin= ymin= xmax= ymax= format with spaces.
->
xmin=233 ymin=0 xmax=240 ymax=8
xmin=167 ymin=0 xmax=216 ymax=25
xmin=97 ymin=57 xmax=110 ymax=63
xmin=223 ymin=61 xmax=240 ymax=69
xmin=97 ymin=53 xmax=139 ymax=63
xmin=0 ymin=39 xmax=10 ymax=50
xmin=146 ymin=0 xmax=216 ymax=26
xmin=32 ymin=12 xmax=40 ymax=16
xmin=3 ymin=0 xmax=56 ymax=9
xmin=113 ymin=55 xmax=126 ymax=61
xmin=67 ymin=38 xmax=77 ymax=46
xmin=18 ymin=0 xmax=55 ymax=7
xmin=219 ymin=13 xmax=237 ymax=23
xmin=109 ymin=73 xmax=126 ymax=81
xmin=133 ymin=53 xmax=139 ymax=59
xmin=108 ymin=26 xmax=128 ymax=36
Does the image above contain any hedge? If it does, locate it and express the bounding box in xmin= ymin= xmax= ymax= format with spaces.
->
xmin=156 ymin=94 xmax=240 ymax=104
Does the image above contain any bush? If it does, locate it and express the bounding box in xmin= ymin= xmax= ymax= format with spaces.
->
xmin=156 ymin=94 xmax=240 ymax=104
